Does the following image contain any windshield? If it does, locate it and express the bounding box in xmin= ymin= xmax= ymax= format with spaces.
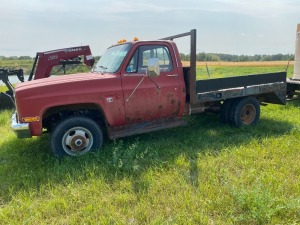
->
xmin=93 ymin=43 xmax=131 ymax=73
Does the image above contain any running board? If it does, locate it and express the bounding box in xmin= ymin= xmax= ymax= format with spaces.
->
xmin=108 ymin=117 xmax=187 ymax=139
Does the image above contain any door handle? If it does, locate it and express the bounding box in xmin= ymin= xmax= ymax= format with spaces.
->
xmin=167 ymin=74 xmax=178 ymax=77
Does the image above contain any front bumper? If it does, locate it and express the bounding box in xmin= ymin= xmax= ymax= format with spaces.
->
xmin=11 ymin=111 xmax=31 ymax=138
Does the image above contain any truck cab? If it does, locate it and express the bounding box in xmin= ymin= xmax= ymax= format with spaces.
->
xmin=11 ymin=38 xmax=187 ymax=157
xmin=110 ymin=41 xmax=186 ymax=124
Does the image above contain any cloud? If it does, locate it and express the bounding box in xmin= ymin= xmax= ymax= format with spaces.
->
xmin=212 ymin=0 xmax=300 ymax=17
xmin=0 ymin=0 xmax=298 ymax=56
xmin=1 ymin=0 xmax=299 ymax=19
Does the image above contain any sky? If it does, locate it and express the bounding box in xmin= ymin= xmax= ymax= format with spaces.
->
xmin=0 ymin=0 xmax=300 ymax=57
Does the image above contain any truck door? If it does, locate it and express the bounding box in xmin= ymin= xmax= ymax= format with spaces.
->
xmin=121 ymin=44 xmax=182 ymax=124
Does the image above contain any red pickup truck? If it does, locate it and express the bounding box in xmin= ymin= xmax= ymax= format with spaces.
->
xmin=11 ymin=30 xmax=287 ymax=157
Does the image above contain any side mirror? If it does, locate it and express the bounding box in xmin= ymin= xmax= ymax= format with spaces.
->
xmin=147 ymin=58 xmax=160 ymax=77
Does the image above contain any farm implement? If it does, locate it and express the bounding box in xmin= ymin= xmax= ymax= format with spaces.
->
xmin=0 ymin=68 xmax=24 ymax=108
xmin=0 ymin=46 xmax=94 ymax=108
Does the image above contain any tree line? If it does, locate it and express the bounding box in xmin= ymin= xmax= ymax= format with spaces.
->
xmin=179 ymin=52 xmax=294 ymax=62
xmin=0 ymin=53 xmax=294 ymax=62
xmin=0 ymin=56 xmax=33 ymax=60
xmin=0 ymin=56 xmax=101 ymax=61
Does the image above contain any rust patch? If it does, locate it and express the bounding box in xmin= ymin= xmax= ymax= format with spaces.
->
xmin=171 ymin=106 xmax=180 ymax=116
xmin=126 ymin=117 xmax=143 ymax=123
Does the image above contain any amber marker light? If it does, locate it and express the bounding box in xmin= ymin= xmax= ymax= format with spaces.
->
xmin=22 ymin=116 xmax=40 ymax=123
xmin=117 ymin=39 xmax=127 ymax=44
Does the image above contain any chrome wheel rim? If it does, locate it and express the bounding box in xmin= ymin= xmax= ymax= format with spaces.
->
xmin=62 ymin=127 xmax=94 ymax=155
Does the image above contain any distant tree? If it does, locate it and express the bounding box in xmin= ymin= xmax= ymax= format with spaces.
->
xmin=18 ymin=56 xmax=32 ymax=60
xmin=206 ymin=53 xmax=220 ymax=61
xmin=180 ymin=52 xmax=294 ymax=62
xmin=8 ymin=56 xmax=18 ymax=60
xmin=197 ymin=52 xmax=206 ymax=61
xmin=179 ymin=53 xmax=188 ymax=61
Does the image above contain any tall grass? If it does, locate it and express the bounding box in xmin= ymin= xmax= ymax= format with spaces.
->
xmin=0 ymin=64 xmax=299 ymax=224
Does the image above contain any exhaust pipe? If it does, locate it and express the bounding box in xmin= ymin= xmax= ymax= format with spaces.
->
xmin=293 ymin=24 xmax=300 ymax=80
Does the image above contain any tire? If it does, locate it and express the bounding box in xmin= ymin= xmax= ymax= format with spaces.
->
xmin=220 ymin=99 xmax=234 ymax=124
xmin=231 ymin=97 xmax=260 ymax=127
xmin=227 ymin=98 xmax=240 ymax=125
xmin=51 ymin=116 xmax=103 ymax=157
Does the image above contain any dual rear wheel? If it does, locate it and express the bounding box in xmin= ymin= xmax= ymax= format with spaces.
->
xmin=221 ymin=97 xmax=260 ymax=127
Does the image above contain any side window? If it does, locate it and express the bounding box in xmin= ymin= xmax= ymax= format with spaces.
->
xmin=126 ymin=45 xmax=173 ymax=74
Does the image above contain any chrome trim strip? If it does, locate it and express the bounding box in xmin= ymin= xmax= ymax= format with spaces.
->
xmin=166 ymin=74 xmax=178 ymax=77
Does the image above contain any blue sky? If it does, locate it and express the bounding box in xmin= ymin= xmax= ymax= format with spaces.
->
xmin=0 ymin=0 xmax=299 ymax=56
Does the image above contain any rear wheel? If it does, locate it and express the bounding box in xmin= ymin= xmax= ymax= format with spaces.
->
xmin=51 ymin=116 xmax=103 ymax=157
xmin=231 ymin=97 xmax=260 ymax=127
xmin=220 ymin=99 xmax=234 ymax=124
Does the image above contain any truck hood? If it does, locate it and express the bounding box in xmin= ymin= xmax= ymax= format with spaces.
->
xmin=13 ymin=71 xmax=125 ymax=136
xmin=14 ymin=71 xmax=121 ymax=110
xmin=15 ymin=72 xmax=115 ymax=91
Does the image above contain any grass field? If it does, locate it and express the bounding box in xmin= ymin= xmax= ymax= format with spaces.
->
xmin=184 ymin=61 xmax=294 ymax=80
xmin=0 ymin=63 xmax=300 ymax=224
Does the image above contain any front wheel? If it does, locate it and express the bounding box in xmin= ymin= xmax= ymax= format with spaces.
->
xmin=51 ymin=116 xmax=103 ymax=157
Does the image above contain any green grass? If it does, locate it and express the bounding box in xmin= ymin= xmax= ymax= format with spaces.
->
xmin=0 ymin=65 xmax=300 ymax=224
xmin=0 ymin=86 xmax=6 ymax=92
xmin=197 ymin=65 xmax=293 ymax=80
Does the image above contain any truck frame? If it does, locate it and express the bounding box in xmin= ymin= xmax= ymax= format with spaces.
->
xmin=11 ymin=29 xmax=287 ymax=157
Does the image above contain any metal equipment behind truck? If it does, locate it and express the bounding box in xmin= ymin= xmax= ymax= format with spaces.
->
xmin=0 ymin=45 xmax=94 ymax=108
xmin=287 ymin=24 xmax=300 ymax=99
